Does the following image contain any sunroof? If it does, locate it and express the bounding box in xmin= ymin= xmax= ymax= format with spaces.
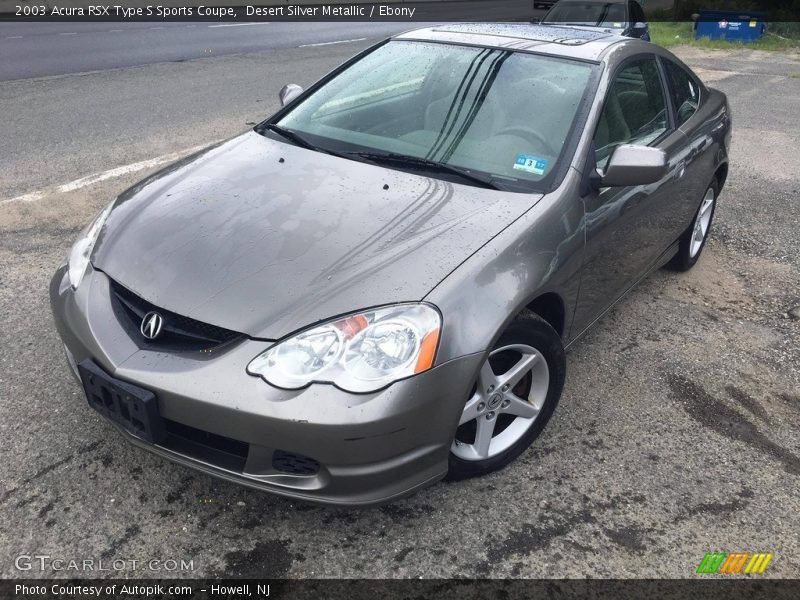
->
xmin=432 ymin=23 xmax=611 ymax=45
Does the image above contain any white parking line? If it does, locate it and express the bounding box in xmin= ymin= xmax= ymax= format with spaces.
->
xmin=59 ymin=32 xmax=77 ymax=36
xmin=0 ymin=191 xmax=44 ymax=205
xmin=108 ymin=29 xmax=123 ymax=33
xmin=0 ymin=142 xmax=219 ymax=206
xmin=5 ymin=35 xmax=23 ymax=39
xmin=208 ymin=22 xmax=270 ymax=28
xmin=298 ymin=38 xmax=366 ymax=47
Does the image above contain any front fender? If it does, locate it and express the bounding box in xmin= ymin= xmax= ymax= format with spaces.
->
xmin=425 ymin=172 xmax=585 ymax=364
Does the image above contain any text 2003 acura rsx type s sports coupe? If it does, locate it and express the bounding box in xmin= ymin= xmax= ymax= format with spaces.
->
xmin=51 ymin=24 xmax=731 ymax=506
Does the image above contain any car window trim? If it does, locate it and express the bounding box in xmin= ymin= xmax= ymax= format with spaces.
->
xmin=654 ymin=53 xmax=677 ymax=132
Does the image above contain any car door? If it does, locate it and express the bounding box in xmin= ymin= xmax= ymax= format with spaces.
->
xmin=571 ymin=55 xmax=687 ymax=335
xmin=660 ymin=57 xmax=712 ymax=228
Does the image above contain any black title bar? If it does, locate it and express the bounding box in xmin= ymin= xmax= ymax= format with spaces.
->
xmin=3 ymin=1 xmax=799 ymax=23
xmin=3 ymin=579 xmax=800 ymax=600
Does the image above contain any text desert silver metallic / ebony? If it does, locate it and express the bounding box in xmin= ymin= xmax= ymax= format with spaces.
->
xmin=50 ymin=24 xmax=731 ymax=505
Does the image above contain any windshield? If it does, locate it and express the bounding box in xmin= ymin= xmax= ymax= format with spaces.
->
xmin=268 ymin=40 xmax=595 ymax=192
xmin=544 ymin=3 xmax=627 ymax=27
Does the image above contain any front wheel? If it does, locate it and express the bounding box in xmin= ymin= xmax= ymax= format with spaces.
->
xmin=447 ymin=311 xmax=565 ymax=480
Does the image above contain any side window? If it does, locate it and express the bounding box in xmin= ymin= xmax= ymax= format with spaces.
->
xmin=593 ymin=57 xmax=668 ymax=169
xmin=663 ymin=59 xmax=700 ymax=126
xmin=629 ymin=1 xmax=645 ymax=24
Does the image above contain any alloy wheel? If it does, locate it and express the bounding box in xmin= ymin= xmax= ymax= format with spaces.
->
xmin=690 ymin=187 xmax=715 ymax=258
xmin=451 ymin=344 xmax=549 ymax=461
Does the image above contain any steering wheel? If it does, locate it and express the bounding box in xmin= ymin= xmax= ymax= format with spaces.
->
xmin=494 ymin=126 xmax=557 ymax=156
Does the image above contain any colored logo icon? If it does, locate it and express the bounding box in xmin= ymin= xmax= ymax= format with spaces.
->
xmin=697 ymin=552 xmax=773 ymax=574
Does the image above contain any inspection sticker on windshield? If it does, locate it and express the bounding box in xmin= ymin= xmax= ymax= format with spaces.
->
xmin=513 ymin=154 xmax=548 ymax=175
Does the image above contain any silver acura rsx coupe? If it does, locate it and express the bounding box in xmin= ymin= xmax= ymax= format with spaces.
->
xmin=51 ymin=24 xmax=731 ymax=506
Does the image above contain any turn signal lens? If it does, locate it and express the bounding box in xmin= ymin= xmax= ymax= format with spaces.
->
xmin=415 ymin=328 xmax=440 ymax=373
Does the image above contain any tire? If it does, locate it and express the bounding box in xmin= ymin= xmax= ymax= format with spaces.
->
xmin=447 ymin=311 xmax=566 ymax=481
xmin=670 ymin=179 xmax=719 ymax=272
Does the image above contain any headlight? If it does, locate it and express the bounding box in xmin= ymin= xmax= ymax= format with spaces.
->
xmin=67 ymin=201 xmax=114 ymax=289
xmin=247 ymin=304 xmax=441 ymax=393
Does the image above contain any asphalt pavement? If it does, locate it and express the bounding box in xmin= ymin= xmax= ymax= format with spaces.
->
xmin=0 ymin=22 xmax=417 ymax=81
xmin=0 ymin=23 xmax=419 ymax=199
xmin=0 ymin=29 xmax=798 ymax=578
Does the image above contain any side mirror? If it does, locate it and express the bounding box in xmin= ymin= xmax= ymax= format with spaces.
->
xmin=600 ymin=145 xmax=667 ymax=187
xmin=279 ymin=84 xmax=303 ymax=107
xmin=633 ymin=21 xmax=648 ymax=32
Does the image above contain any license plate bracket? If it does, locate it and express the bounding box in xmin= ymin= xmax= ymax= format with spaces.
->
xmin=78 ymin=359 xmax=165 ymax=444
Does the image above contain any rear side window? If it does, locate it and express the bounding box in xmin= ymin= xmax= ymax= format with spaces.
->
xmin=663 ymin=59 xmax=700 ymax=126
xmin=593 ymin=57 xmax=668 ymax=168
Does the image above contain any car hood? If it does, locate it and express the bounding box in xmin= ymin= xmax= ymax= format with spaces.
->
xmin=93 ymin=132 xmax=540 ymax=339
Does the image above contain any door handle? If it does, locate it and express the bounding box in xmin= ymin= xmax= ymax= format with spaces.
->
xmin=687 ymin=139 xmax=709 ymax=162
xmin=674 ymin=161 xmax=686 ymax=180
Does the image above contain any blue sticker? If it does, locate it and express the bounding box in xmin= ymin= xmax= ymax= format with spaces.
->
xmin=513 ymin=154 xmax=548 ymax=175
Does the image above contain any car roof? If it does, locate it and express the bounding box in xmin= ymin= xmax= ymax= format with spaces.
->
xmin=393 ymin=23 xmax=630 ymax=62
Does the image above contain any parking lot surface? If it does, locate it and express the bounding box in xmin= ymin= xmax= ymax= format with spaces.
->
xmin=1 ymin=39 xmax=798 ymax=578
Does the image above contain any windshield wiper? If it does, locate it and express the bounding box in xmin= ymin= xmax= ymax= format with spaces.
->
xmin=262 ymin=123 xmax=357 ymax=161
xmin=259 ymin=128 xmax=503 ymax=189
xmin=351 ymin=152 xmax=502 ymax=190
xmin=262 ymin=123 xmax=318 ymax=151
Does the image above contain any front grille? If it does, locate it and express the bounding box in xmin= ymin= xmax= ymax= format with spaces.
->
xmin=109 ymin=279 xmax=243 ymax=352
xmin=272 ymin=450 xmax=321 ymax=476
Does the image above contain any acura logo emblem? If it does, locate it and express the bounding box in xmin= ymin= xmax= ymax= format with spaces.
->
xmin=140 ymin=311 xmax=164 ymax=340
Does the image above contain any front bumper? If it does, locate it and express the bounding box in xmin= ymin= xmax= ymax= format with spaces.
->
xmin=50 ymin=265 xmax=482 ymax=506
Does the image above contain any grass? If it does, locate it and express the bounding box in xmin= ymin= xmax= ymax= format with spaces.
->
xmin=649 ymin=22 xmax=800 ymax=50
